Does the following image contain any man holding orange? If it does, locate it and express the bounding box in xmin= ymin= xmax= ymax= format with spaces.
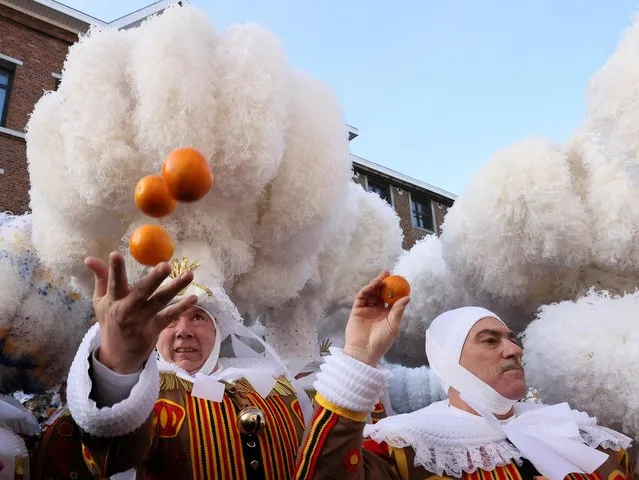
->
xmin=294 ymin=272 xmax=635 ymax=480
xmin=65 ymin=251 xmax=312 ymax=480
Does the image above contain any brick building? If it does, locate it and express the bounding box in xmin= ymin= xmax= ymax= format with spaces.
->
xmin=0 ymin=0 xmax=177 ymax=213
xmin=0 ymin=1 xmax=455 ymax=250
xmin=348 ymin=126 xmax=456 ymax=249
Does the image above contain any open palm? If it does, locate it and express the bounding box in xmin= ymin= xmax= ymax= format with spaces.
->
xmin=85 ymin=252 xmax=196 ymax=374
xmin=344 ymin=271 xmax=410 ymax=367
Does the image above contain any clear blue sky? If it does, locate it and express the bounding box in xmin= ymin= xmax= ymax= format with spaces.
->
xmin=60 ymin=0 xmax=638 ymax=195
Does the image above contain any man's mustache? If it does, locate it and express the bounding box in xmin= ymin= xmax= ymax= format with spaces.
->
xmin=501 ymin=360 xmax=524 ymax=373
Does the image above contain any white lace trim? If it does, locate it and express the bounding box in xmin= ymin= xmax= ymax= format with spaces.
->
xmin=363 ymin=401 xmax=632 ymax=477
xmin=571 ymin=408 xmax=632 ymax=454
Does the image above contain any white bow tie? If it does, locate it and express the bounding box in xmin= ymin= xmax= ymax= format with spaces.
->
xmin=464 ymin=398 xmax=609 ymax=480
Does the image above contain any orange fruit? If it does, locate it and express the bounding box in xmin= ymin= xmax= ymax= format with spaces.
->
xmin=134 ymin=175 xmax=177 ymax=218
xmin=379 ymin=275 xmax=411 ymax=305
xmin=161 ymin=147 xmax=213 ymax=202
xmin=129 ymin=224 xmax=174 ymax=266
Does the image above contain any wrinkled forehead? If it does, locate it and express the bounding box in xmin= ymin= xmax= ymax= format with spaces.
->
xmin=462 ymin=317 xmax=512 ymax=348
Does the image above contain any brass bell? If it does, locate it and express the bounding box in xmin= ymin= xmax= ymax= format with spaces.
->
xmin=237 ymin=406 xmax=266 ymax=436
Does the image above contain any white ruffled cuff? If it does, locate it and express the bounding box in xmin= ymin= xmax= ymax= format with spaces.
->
xmin=67 ymin=323 xmax=159 ymax=438
xmin=313 ymin=347 xmax=390 ymax=413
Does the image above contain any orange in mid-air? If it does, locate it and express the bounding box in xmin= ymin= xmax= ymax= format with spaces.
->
xmin=379 ymin=275 xmax=411 ymax=305
xmin=134 ymin=175 xmax=177 ymax=218
xmin=129 ymin=224 xmax=174 ymax=266
xmin=161 ymin=147 xmax=213 ymax=202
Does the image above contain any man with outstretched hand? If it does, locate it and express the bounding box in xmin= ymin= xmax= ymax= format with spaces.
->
xmin=65 ymin=252 xmax=312 ymax=479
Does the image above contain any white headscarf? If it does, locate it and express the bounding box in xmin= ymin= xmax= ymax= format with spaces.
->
xmin=157 ymin=304 xmax=222 ymax=377
xmin=425 ymin=306 xmax=515 ymax=415
xmin=158 ymin=286 xmax=313 ymax=425
xmin=158 ymin=287 xmax=242 ymax=378
xmin=424 ymin=306 xmax=611 ymax=480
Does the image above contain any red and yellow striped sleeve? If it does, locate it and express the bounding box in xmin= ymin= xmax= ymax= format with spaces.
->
xmin=294 ymin=394 xmax=405 ymax=480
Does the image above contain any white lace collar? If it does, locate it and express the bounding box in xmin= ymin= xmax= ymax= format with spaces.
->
xmin=363 ymin=400 xmax=631 ymax=477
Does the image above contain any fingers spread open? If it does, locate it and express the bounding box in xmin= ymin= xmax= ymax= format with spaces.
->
xmin=107 ymin=252 xmax=129 ymax=300
xmin=144 ymin=271 xmax=194 ymax=316
xmin=85 ymin=257 xmax=108 ymax=299
xmin=154 ymin=295 xmax=197 ymax=333
xmin=130 ymin=262 xmax=173 ymax=302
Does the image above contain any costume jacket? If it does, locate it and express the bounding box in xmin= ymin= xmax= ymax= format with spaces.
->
xmin=65 ymin=324 xmax=309 ymax=480
xmin=294 ymin=349 xmax=636 ymax=480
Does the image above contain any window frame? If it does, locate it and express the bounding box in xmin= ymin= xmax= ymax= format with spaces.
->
xmin=52 ymin=72 xmax=62 ymax=91
xmin=0 ymin=66 xmax=13 ymax=127
xmin=410 ymin=194 xmax=435 ymax=232
xmin=366 ymin=178 xmax=392 ymax=205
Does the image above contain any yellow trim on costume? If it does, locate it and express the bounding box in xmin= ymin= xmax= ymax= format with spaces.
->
xmin=235 ymin=375 xmax=295 ymax=397
xmin=607 ymin=469 xmax=625 ymax=480
xmin=185 ymin=393 xmax=205 ymax=479
xmin=315 ymin=393 xmax=367 ymax=422
xmin=294 ymin=408 xmax=338 ymax=479
xmin=272 ymin=376 xmax=296 ymax=396
xmin=246 ymin=391 xmax=282 ymax=479
xmin=154 ymin=399 xmax=186 ymax=438
xmin=159 ymin=371 xmax=194 ymax=392
xmin=161 ymin=371 xmax=295 ymax=397
xmin=390 ymin=446 xmax=410 ymax=480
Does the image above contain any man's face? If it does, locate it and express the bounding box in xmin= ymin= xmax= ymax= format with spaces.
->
xmin=157 ymin=306 xmax=216 ymax=374
xmin=459 ymin=317 xmax=526 ymax=400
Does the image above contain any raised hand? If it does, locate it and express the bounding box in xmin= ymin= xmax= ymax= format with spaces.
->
xmin=343 ymin=271 xmax=410 ymax=367
xmin=85 ymin=251 xmax=196 ymax=374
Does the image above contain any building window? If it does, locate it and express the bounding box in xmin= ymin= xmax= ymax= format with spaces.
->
xmin=52 ymin=73 xmax=62 ymax=91
xmin=0 ymin=67 xmax=12 ymax=127
xmin=411 ymin=197 xmax=434 ymax=231
xmin=367 ymin=179 xmax=391 ymax=204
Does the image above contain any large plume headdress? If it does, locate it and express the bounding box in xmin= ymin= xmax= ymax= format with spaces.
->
xmin=20 ymin=4 xmax=403 ymax=390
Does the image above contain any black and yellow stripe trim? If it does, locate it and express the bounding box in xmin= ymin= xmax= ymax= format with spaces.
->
xmin=294 ymin=408 xmax=338 ymax=479
xmin=315 ymin=393 xmax=368 ymax=422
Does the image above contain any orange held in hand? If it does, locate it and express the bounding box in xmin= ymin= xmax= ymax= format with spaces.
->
xmin=379 ymin=275 xmax=411 ymax=305
xmin=134 ymin=175 xmax=177 ymax=218
xmin=129 ymin=224 xmax=174 ymax=266
xmin=162 ymin=147 xmax=213 ymax=202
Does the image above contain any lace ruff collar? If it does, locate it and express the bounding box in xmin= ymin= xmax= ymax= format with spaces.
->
xmin=363 ymin=400 xmax=631 ymax=477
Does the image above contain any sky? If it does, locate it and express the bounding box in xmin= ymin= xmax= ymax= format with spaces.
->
xmin=59 ymin=0 xmax=639 ymax=196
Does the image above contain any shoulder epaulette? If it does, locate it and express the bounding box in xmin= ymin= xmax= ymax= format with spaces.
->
xmin=159 ymin=371 xmax=193 ymax=392
xmin=160 ymin=371 xmax=297 ymax=397
xmin=234 ymin=375 xmax=296 ymax=397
